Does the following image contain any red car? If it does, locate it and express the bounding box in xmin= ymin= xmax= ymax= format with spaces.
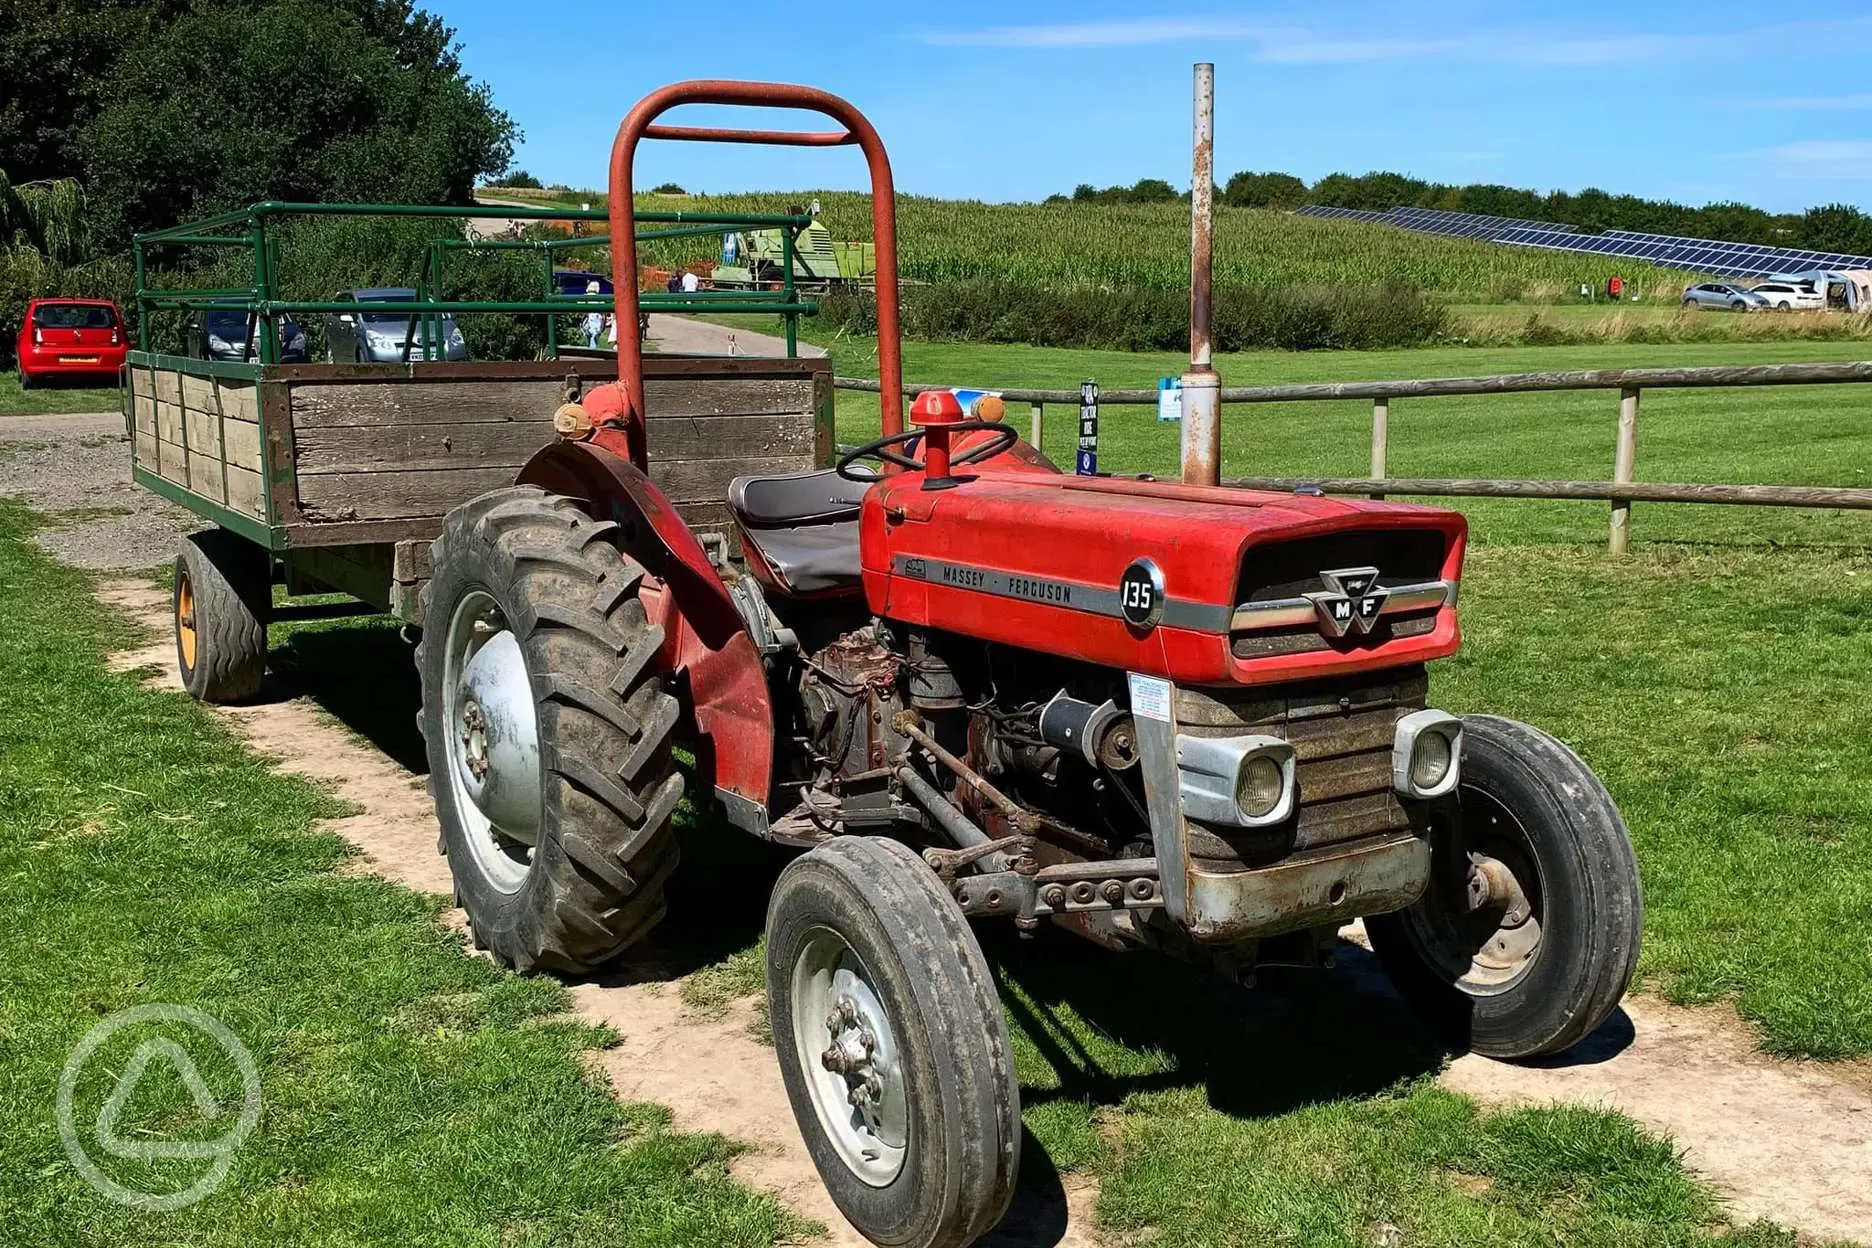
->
xmin=15 ymin=298 xmax=129 ymax=387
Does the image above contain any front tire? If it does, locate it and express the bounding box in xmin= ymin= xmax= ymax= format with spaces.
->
xmin=174 ymin=529 xmax=269 ymax=702
xmin=767 ymin=837 xmax=1020 ymax=1248
xmin=419 ymin=486 xmax=684 ymax=974
xmin=1366 ymin=715 xmax=1642 ymax=1059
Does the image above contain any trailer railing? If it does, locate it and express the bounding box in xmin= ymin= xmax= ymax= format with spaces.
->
xmin=133 ymin=200 xmax=819 ymax=365
xmin=834 ymin=360 xmax=1872 ymax=552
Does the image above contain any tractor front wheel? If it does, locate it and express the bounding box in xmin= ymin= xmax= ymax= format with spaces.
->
xmin=419 ymin=486 xmax=683 ymax=974
xmin=173 ymin=529 xmax=269 ymax=702
xmin=767 ymin=836 xmax=1021 ymax=1248
xmin=1366 ymin=715 xmax=1643 ymax=1059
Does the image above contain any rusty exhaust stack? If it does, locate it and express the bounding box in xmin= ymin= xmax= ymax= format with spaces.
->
xmin=1180 ymin=62 xmax=1220 ymax=486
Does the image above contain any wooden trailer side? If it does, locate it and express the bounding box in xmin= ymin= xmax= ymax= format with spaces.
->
xmin=127 ymin=354 xmax=273 ymax=541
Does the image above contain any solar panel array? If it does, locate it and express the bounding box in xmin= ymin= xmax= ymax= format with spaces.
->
xmin=1297 ymin=204 xmax=1872 ymax=279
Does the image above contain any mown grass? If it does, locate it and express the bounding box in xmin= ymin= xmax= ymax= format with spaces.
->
xmin=0 ymin=373 xmax=121 ymax=416
xmin=0 ymin=500 xmax=802 ymax=1246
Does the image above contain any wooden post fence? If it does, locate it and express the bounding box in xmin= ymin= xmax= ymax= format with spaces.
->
xmin=830 ymin=361 xmax=1872 ymax=553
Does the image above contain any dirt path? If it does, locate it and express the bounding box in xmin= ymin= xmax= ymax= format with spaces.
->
xmin=9 ymin=410 xmax=1872 ymax=1246
xmin=646 ymin=313 xmax=826 ymax=359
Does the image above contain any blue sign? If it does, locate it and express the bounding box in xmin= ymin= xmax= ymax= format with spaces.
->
xmin=1076 ymin=380 xmax=1099 ymax=475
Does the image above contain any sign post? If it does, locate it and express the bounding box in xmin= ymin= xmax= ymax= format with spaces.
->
xmin=1076 ymin=380 xmax=1099 ymax=475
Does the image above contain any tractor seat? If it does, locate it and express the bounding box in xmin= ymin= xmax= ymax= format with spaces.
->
xmin=727 ymin=468 xmax=872 ymax=595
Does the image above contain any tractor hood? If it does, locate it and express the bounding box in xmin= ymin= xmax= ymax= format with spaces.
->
xmin=860 ymin=469 xmax=1466 ymax=686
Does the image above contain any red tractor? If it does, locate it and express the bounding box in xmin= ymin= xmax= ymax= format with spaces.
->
xmin=421 ymin=83 xmax=1642 ymax=1247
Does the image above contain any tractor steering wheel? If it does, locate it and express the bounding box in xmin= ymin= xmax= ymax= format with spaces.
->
xmin=836 ymin=420 xmax=1020 ymax=482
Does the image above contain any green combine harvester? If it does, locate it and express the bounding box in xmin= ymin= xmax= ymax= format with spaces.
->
xmin=710 ymin=202 xmax=875 ymax=289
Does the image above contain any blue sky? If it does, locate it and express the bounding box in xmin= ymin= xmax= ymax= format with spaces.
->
xmin=441 ymin=2 xmax=1872 ymax=212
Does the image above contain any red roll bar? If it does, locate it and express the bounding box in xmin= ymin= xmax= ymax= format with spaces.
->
xmin=609 ymin=80 xmax=904 ymax=436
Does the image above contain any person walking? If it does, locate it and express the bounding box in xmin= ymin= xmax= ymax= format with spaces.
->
xmin=680 ymin=268 xmax=700 ymax=293
xmin=581 ymin=280 xmax=605 ymax=348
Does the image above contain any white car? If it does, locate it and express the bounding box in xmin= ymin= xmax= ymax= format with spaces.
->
xmin=1749 ymin=281 xmax=1826 ymax=311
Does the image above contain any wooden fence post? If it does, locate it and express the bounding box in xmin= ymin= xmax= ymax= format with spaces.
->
xmin=1370 ymin=398 xmax=1389 ymax=499
xmin=1610 ymin=386 xmax=1640 ymax=554
xmin=1031 ymin=402 xmax=1044 ymax=452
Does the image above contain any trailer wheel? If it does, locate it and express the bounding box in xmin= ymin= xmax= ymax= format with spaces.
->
xmin=174 ymin=529 xmax=269 ymax=703
xmin=418 ymin=486 xmax=683 ymax=975
xmin=767 ymin=837 xmax=1020 ymax=1248
xmin=1367 ymin=715 xmax=1643 ymax=1059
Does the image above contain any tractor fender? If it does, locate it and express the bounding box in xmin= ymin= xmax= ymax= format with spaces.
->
xmin=517 ymin=438 xmax=776 ymax=834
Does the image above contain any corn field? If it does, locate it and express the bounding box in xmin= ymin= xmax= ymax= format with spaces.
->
xmin=621 ymin=190 xmax=1697 ymax=299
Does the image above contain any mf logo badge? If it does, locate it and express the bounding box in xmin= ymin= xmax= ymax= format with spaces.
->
xmin=1308 ymin=566 xmax=1388 ymax=637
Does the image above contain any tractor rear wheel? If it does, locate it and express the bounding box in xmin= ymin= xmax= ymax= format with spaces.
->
xmin=419 ymin=486 xmax=683 ymax=974
xmin=767 ymin=836 xmax=1020 ymax=1248
xmin=1366 ymin=715 xmax=1643 ymax=1059
xmin=174 ymin=529 xmax=269 ymax=703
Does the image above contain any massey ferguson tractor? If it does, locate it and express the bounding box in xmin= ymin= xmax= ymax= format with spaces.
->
xmin=148 ymin=82 xmax=1640 ymax=1248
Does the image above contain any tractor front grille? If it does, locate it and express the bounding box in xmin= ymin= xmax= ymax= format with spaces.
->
xmin=1173 ymin=667 xmax=1428 ymax=872
xmin=1231 ymin=529 xmax=1450 ymax=659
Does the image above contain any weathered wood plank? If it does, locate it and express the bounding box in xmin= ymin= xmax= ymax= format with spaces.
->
xmin=227 ymin=465 xmax=264 ymax=517
xmin=156 ymin=401 xmax=184 ymax=446
xmin=290 ymin=380 xmax=565 ymax=429
xmin=393 ymin=540 xmax=433 ymax=584
xmin=643 ymin=413 xmax=815 ymax=462
xmin=134 ymin=431 xmax=158 ymax=470
xmin=296 ymin=466 xmax=517 ymax=521
xmin=215 ymin=379 xmax=258 ymax=423
xmin=157 ymin=438 xmax=187 ymax=484
xmin=180 ymin=372 xmax=218 ymax=413
xmin=294 ymin=420 xmax=557 ymax=475
xmin=188 ymin=454 xmax=226 ymax=503
xmin=184 ymin=408 xmax=223 ymax=460
xmin=643 ymin=377 xmax=815 ymax=419
xmin=651 ymin=455 xmax=816 ymax=504
xmin=153 ymin=370 xmax=182 ymax=406
xmin=133 ymin=394 xmax=155 ymax=436
xmin=224 ymin=420 xmax=261 ymax=472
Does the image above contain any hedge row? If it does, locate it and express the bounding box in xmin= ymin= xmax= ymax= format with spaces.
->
xmin=814 ymin=279 xmax=1449 ymax=352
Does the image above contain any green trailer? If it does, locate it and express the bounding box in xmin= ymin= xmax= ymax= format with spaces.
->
xmin=128 ymin=200 xmax=833 ymax=700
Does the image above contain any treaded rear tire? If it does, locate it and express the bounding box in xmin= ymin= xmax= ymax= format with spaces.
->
xmin=419 ymin=486 xmax=683 ymax=974
xmin=174 ymin=528 xmax=269 ymax=703
xmin=1367 ymin=715 xmax=1643 ymax=1059
xmin=767 ymin=836 xmax=1021 ymax=1248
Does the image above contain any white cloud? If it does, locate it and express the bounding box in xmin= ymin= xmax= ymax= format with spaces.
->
xmin=1747 ymin=140 xmax=1872 ymax=178
xmin=1746 ymin=94 xmax=1872 ymax=111
xmin=917 ymin=17 xmax=1278 ymax=48
xmin=916 ymin=16 xmax=1872 ymax=67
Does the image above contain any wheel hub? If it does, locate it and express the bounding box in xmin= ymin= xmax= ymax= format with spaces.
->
xmin=792 ymin=935 xmax=908 ymax=1186
xmin=441 ymin=591 xmax=543 ymax=894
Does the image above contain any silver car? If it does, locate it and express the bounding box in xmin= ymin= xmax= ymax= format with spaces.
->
xmin=1681 ymin=282 xmax=1767 ymax=312
xmin=324 ymin=287 xmax=469 ymax=362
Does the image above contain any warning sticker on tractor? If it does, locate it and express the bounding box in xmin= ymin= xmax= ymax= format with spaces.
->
xmin=1127 ymin=673 xmax=1173 ymax=722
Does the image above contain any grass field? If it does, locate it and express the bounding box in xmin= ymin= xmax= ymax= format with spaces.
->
xmin=0 ymin=502 xmax=801 ymax=1247
xmin=0 ymin=374 xmax=121 ymax=416
xmin=489 ymin=186 xmax=1699 ymax=300
xmin=0 ymin=501 xmax=1821 ymax=1248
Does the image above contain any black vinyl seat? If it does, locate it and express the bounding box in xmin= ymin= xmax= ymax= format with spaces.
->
xmin=728 ymin=468 xmax=872 ymax=594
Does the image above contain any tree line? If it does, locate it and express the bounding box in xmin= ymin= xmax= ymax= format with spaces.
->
xmin=1054 ymin=171 xmax=1872 ymax=256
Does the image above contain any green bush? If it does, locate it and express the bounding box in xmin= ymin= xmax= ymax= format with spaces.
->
xmin=816 ymin=279 xmax=1449 ymax=352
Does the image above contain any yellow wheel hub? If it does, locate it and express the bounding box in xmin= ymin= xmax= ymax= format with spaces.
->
xmin=176 ymin=573 xmax=198 ymax=671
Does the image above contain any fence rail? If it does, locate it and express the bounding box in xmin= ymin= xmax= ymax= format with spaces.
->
xmin=832 ymin=360 xmax=1872 ymax=552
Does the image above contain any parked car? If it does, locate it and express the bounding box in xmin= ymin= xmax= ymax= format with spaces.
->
xmin=1748 ymin=281 xmax=1826 ymax=312
xmin=323 ymin=288 xmax=468 ymax=362
xmin=187 ymin=301 xmax=309 ymax=363
xmin=14 ymin=298 xmax=128 ymax=387
xmin=551 ymin=269 xmax=612 ymax=296
xmin=1682 ymin=282 xmax=1768 ymax=312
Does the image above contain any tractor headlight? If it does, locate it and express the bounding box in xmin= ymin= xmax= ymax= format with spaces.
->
xmin=1238 ymin=754 xmax=1286 ymax=819
xmin=1393 ymin=710 xmax=1462 ymax=799
xmin=1176 ymin=733 xmax=1296 ymax=828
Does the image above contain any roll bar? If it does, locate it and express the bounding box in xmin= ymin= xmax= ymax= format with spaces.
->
xmin=609 ymin=80 xmax=904 ymax=435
